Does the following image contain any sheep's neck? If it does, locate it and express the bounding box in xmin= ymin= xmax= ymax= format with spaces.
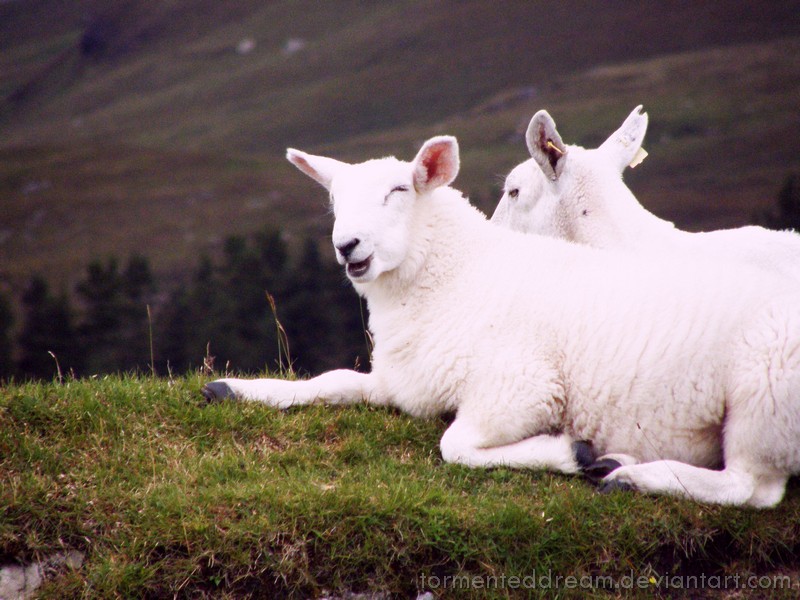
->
xmin=575 ymin=182 xmax=676 ymax=250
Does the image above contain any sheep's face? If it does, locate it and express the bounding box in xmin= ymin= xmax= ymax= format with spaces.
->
xmin=327 ymin=159 xmax=416 ymax=283
xmin=491 ymin=159 xmax=551 ymax=235
xmin=286 ymin=137 xmax=460 ymax=285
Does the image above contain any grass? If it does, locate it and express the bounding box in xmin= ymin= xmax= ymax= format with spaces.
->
xmin=2 ymin=375 xmax=800 ymax=598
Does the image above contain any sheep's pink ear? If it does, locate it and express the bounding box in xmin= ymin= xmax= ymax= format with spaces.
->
xmin=412 ymin=136 xmax=460 ymax=193
xmin=526 ymin=110 xmax=567 ymax=181
xmin=286 ymin=148 xmax=346 ymax=190
xmin=598 ymin=105 xmax=648 ymax=172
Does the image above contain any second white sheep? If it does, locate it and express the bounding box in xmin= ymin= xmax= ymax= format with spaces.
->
xmin=491 ymin=106 xmax=800 ymax=281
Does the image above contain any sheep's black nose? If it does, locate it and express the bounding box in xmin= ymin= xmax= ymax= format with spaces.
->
xmin=336 ymin=238 xmax=360 ymax=259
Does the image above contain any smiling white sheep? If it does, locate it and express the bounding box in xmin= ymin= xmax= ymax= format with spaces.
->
xmin=203 ymin=135 xmax=800 ymax=508
xmin=491 ymin=106 xmax=800 ymax=281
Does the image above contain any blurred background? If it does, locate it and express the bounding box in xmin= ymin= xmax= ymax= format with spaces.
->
xmin=1 ymin=0 xmax=799 ymax=380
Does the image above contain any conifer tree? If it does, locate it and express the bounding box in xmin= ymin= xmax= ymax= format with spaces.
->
xmin=119 ymin=254 xmax=157 ymax=371
xmin=0 ymin=291 xmax=15 ymax=380
xmin=17 ymin=276 xmax=80 ymax=379
xmin=774 ymin=174 xmax=800 ymax=231
xmin=181 ymin=253 xmax=236 ymax=372
xmin=76 ymin=258 xmax=124 ymax=374
xmin=155 ymin=288 xmax=191 ymax=373
xmin=282 ymin=237 xmax=328 ymax=375
xmin=755 ymin=173 xmax=800 ymax=231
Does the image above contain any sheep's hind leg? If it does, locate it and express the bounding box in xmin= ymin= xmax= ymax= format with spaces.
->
xmin=582 ymin=453 xmax=641 ymax=482
xmin=600 ymin=460 xmax=788 ymax=508
xmin=439 ymin=418 xmax=581 ymax=474
xmin=201 ymin=370 xmax=379 ymax=410
xmin=569 ymin=441 xmax=641 ymax=483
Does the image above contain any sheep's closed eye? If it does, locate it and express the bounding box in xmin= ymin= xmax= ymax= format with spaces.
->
xmin=384 ymin=185 xmax=410 ymax=204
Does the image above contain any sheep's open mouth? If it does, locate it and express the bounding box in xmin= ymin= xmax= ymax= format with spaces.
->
xmin=346 ymin=256 xmax=372 ymax=278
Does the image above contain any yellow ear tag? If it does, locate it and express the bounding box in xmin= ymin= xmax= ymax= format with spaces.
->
xmin=629 ymin=147 xmax=648 ymax=168
xmin=546 ymin=140 xmax=564 ymax=155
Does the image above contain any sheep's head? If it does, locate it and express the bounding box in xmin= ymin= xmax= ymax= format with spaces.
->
xmin=286 ymin=136 xmax=460 ymax=285
xmin=492 ymin=106 xmax=649 ymax=245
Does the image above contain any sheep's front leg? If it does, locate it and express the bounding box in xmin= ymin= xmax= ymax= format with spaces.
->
xmin=201 ymin=369 xmax=379 ymax=409
xmin=439 ymin=418 xmax=581 ymax=474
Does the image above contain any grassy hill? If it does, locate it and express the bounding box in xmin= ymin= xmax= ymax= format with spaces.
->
xmin=1 ymin=0 xmax=800 ymax=294
xmin=2 ymin=375 xmax=800 ymax=598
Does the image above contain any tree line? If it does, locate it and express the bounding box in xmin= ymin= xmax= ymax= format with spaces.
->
xmin=0 ymin=229 xmax=370 ymax=381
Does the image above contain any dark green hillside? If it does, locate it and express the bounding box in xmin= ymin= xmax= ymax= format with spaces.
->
xmin=3 ymin=0 xmax=799 ymax=151
xmin=1 ymin=0 xmax=799 ymax=291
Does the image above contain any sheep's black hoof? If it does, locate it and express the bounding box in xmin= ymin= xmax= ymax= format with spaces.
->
xmin=583 ymin=458 xmax=623 ymax=483
xmin=598 ymin=479 xmax=634 ymax=495
xmin=201 ymin=381 xmax=235 ymax=403
xmin=572 ymin=440 xmax=597 ymax=470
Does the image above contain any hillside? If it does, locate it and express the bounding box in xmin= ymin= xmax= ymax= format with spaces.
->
xmin=1 ymin=0 xmax=800 ymax=293
xmin=3 ymin=376 xmax=800 ymax=598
